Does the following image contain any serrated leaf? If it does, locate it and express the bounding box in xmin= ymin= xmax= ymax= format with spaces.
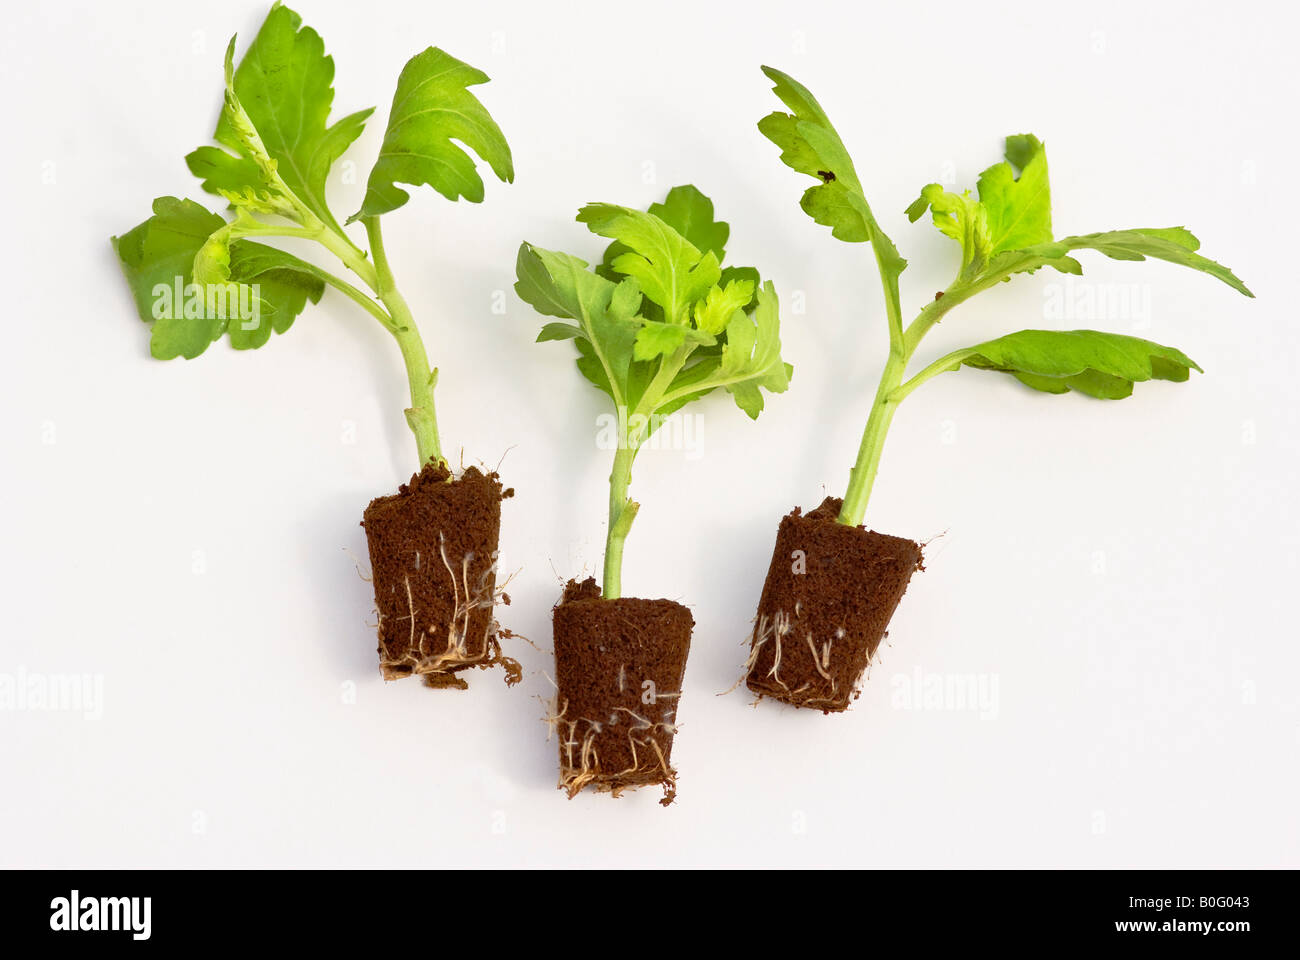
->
xmin=223 ymin=242 xmax=326 ymax=347
xmin=718 ymin=282 xmax=792 ymax=418
xmin=351 ymin=47 xmax=513 ymax=221
xmin=694 ymin=277 xmax=755 ymax=336
xmin=955 ymin=329 xmax=1201 ymax=399
xmin=718 ymin=266 xmax=761 ymax=311
xmin=909 ymin=136 xmax=1252 ymax=297
xmin=593 ymin=186 xmax=762 ymax=322
xmin=521 ymin=195 xmax=789 ymax=428
xmin=185 ymin=4 xmax=372 ymax=234
xmin=111 ymin=197 xmax=323 ymax=359
xmin=908 ymin=135 xmax=1052 ymax=273
xmin=1046 ymin=229 xmax=1253 ymax=296
xmin=648 ymin=185 xmax=730 ymax=259
xmin=577 ymin=203 xmax=721 ymax=324
xmin=976 ymin=134 xmax=1053 ymax=255
xmin=759 ymin=66 xmax=906 ymax=324
xmin=633 ymin=322 xmax=689 ymax=361
xmin=514 ymin=243 xmax=641 ymax=405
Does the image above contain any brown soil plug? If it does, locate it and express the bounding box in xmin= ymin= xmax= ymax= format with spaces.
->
xmin=745 ymin=497 xmax=922 ymax=712
xmin=550 ymin=578 xmax=693 ymax=805
xmin=362 ymin=462 xmax=520 ymax=689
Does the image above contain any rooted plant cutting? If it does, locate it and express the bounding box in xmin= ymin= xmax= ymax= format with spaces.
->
xmin=745 ymin=67 xmax=1253 ymax=712
xmin=516 ymin=186 xmax=792 ymax=802
xmin=112 ymin=3 xmax=520 ymax=689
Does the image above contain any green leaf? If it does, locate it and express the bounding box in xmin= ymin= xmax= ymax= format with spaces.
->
xmin=955 ymin=329 xmax=1201 ymax=399
xmin=351 ymin=47 xmax=513 ymax=221
xmin=112 ymin=198 xmax=225 ymax=359
xmin=186 ymin=4 xmax=372 ymax=233
xmin=1034 ymin=229 xmax=1254 ymax=297
xmin=907 ymin=137 xmax=1251 ymax=297
xmin=514 ymin=243 xmax=642 ymax=405
xmin=633 ymin=322 xmax=689 ymax=361
xmin=718 ymin=266 xmax=761 ymax=311
xmin=906 ymin=183 xmax=991 ymax=271
xmin=521 ymin=194 xmax=789 ymax=427
xmin=976 ymin=134 xmax=1053 ymax=255
xmin=222 ymin=243 xmax=327 ymax=348
xmin=693 ymin=277 xmax=756 ymax=336
xmin=536 ymin=321 xmax=584 ymax=342
xmin=647 ymin=184 xmax=730 ymax=259
xmin=111 ymin=197 xmax=323 ymax=359
xmin=717 ymin=282 xmax=793 ymax=417
xmin=593 ymin=186 xmax=762 ymax=322
xmin=908 ymin=135 xmax=1053 ymax=273
xmin=577 ymin=203 xmax=721 ymax=324
xmin=759 ymin=66 xmax=906 ymax=326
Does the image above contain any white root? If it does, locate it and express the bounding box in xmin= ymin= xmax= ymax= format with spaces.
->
xmin=550 ymin=696 xmax=683 ymax=806
xmin=377 ymin=533 xmax=521 ymax=688
xmin=723 ymin=607 xmax=866 ymax=710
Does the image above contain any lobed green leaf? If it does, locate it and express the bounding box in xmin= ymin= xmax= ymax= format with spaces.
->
xmin=186 ymin=4 xmax=372 ymax=233
xmin=112 ymin=197 xmax=323 ymax=359
xmin=519 ymin=188 xmax=792 ymax=424
xmin=759 ymin=66 xmax=906 ymax=325
xmin=351 ymin=47 xmax=513 ymax=221
xmin=577 ymin=203 xmax=721 ymax=325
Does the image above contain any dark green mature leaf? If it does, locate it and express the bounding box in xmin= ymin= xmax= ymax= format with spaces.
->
xmin=351 ymin=47 xmax=513 ymax=221
xmin=955 ymin=329 xmax=1201 ymax=399
xmin=186 ymin=3 xmax=372 ymax=233
xmin=111 ymin=197 xmax=323 ymax=359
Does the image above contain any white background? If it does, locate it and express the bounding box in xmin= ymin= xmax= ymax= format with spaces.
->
xmin=1 ymin=0 xmax=1294 ymax=867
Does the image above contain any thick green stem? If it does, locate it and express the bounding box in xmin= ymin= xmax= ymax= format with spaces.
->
xmin=837 ymin=349 xmax=906 ymax=527
xmin=363 ymin=218 xmax=444 ymax=469
xmin=603 ymin=443 xmax=639 ymax=599
xmin=838 ymin=268 xmax=994 ymax=527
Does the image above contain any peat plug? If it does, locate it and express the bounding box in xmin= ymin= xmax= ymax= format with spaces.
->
xmin=746 ymin=66 xmax=1252 ymax=710
xmin=113 ymin=4 xmax=520 ymax=689
xmin=517 ymin=185 xmax=793 ymax=802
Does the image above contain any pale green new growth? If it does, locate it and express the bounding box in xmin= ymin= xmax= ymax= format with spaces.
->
xmin=516 ymin=186 xmax=792 ymax=598
xmin=760 ymin=66 xmax=1253 ymax=528
xmin=113 ymin=2 xmax=512 ymax=471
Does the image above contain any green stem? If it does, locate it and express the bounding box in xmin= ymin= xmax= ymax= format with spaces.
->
xmin=838 ymin=268 xmax=997 ymax=527
xmin=363 ymin=217 xmax=444 ymax=469
xmin=598 ymin=346 xmax=691 ymax=598
xmin=837 ymin=348 xmax=906 ymax=527
xmin=603 ymin=443 xmax=639 ymax=600
xmin=891 ymin=347 xmax=977 ymax=404
xmin=315 ymin=226 xmax=379 ymax=292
